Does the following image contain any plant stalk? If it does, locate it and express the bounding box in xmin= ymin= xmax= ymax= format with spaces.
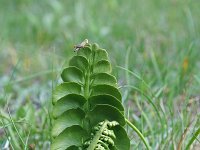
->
xmin=125 ymin=118 xmax=151 ymax=150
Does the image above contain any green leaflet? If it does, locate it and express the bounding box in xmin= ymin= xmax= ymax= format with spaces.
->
xmin=91 ymin=85 xmax=122 ymax=101
xmin=52 ymin=108 xmax=85 ymax=137
xmin=61 ymin=67 xmax=83 ymax=84
xmin=51 ymin=125 xmax=88 ymax=150
xmin=90 ymin=73 xmax=117 ymax=87
xmin=53 ymin=94 xmax=86 ymax=118
xmin=51 ymin=43 xmax=130 ymax=150
xmin=89 ymin=95 xmax=124 ymax=112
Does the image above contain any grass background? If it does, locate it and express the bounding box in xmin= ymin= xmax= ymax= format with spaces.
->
xmin=0 ymin=0 xmax=199 ymax=149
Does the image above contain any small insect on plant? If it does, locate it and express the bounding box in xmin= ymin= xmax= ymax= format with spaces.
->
xmin=74 ymin=39 xmax=89 ymax=52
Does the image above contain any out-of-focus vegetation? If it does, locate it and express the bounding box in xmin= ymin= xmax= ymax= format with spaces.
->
xmin=0 ymin=0 xmax=199 ymax=149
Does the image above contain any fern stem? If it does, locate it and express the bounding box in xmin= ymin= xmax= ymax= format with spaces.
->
xmin=125 ymin=118 xmax=151 ymax=150
xmin=84 ymin=72 xmax=90 ymax=100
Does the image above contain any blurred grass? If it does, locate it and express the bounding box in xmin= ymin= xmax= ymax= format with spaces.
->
xmin=0 ymin=0 xmax=200 ymax=149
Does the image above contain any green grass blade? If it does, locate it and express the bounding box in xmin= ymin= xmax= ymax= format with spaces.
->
xmin=119 ymin=85 xmax=162 ymax=125
xmin=185 ymin=127 xmax=200 ymax=150
xmin=24 ymin=129 xmax=31 ymax=150
xmin=116 ymin=66 xmax=151 ymax=92
xmin=126 ymin=118 xmax=151 ymax=150
xmin=8 ymin=107 xmax=25 ymax=146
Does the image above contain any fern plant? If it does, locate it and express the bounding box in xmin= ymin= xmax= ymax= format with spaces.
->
xmin=51 ymin=41 xmax=149 ymax=150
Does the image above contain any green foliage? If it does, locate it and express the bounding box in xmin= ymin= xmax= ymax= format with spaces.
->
xmin=1 ymin=0 xmax=200 ymax=149
xmin=51 ymin=43 xmax=130 ymax=150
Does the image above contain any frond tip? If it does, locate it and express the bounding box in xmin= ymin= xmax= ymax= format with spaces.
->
xmin=51 ymin=41 xmax=130 ymax=150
